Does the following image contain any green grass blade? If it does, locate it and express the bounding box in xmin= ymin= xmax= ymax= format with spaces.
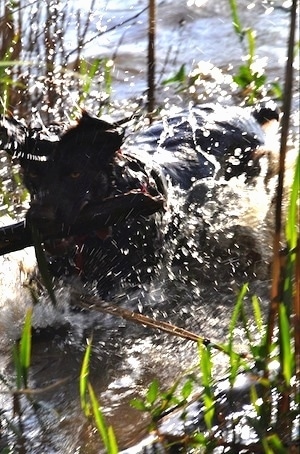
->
xmin=89 ymin=58 xmax=103 ymax=79
xmin=251 ymin=295 xmax=263 ymax=334
xmin=88 ymin=382 xmax=118 ymax=454
xmin=80 ymin=337 xmax=93 ymax=417
xmin=227 ymin=284 xmax=249 ymax=384
xmin=246 ymin=28 xmax=256 ymax=65
xmin=285 ymin=151 xmax=299 ymax=250
xmin=228 ymin=284 xmax=248 ymax=340
xmin=162 ymin=64 xmax=186 ymax=86
xmin=262 ymin=433 xmax=287 ymax=453
xmin=198 ymin=342 xmax=212 ymax=389
xmin=198 ymin=341 xmax=215 ymax=429
xmin=278 ymin=303 xmax=294 ymax=385
xmin=107 ymin=426 xmax=118 ymax=454
xmin=130 ymin=398 xmax=147 ymax=411
xmin=88 ymin=382 xmax=109 ymax=448
xmin=103 ymin=58 xmax=112 ymax=97
xmin=0 ymin=60 xmax=30 ymax=67
xmin=228 ymin=0 xmax=243 ymax=38
xmin=181 ymin=377 xmax=194 ymax=400
xmin=249 ymin=384 xmax=260 ymax=415
xmin=146 ymin=379 xmax=159 ymax=405
xmin=19 ymin=308 xmax=32 ymax=388
xmin=283 ymin=151 xmax=299 ymax=313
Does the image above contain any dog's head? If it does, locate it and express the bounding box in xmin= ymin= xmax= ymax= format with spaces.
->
xmin=25 ymin=112 xmax=165 ymax=230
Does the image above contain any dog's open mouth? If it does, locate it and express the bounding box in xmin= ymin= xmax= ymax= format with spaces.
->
xmin=28 ymin=190 xmax=165 ymax=232
xmin=0 ymin=191 xmax=165 ymax=255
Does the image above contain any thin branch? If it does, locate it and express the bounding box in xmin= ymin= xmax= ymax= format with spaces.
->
xmin=65 ymin=6 xmax=149 ymax=60
xmin=147 ymin=0 xmax=156 ymax=115
xmin=265 ymin=0 xmax=298 ymax=367
xmin=75 ymin=294 xmax=249 ymax=360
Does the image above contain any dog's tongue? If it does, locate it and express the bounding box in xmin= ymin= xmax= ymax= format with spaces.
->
xmin=44 ymin=227 xmax=111 ymax=256
xmin=95 ymin=227 xmax=112 ymax=240
xmin=44 ymin=237 xmax=76 ymax=255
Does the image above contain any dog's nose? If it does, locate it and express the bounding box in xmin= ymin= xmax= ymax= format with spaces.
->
xmin=27 ymin=199 xmax=57 ymax=223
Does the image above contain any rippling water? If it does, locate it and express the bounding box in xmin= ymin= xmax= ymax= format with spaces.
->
xmin=69 ymin=0 xmax=294 ymax=98
xmin=0 ymin=1 xmax=299 ymax=452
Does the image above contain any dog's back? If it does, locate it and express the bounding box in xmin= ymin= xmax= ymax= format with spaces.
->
xmin=125 ymin=103 xmax=279 ymax=189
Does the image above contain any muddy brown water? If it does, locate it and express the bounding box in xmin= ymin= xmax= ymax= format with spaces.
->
xmin=0 ymin=1 xmax=299 ymax=453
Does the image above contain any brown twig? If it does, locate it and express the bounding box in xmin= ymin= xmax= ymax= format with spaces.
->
xmin=264 ymin=0 xmax=298 ymax=441
xmin=147 ymin=0 xmax=156 ymax=116
xmin=75 ymin=294 xmax=249 ymax=360
xmin=295 ymin=237 xmax=300 ymax=381
xmin=65 ymin=5 xmax=149 ymax=60
xmin=265 ymin=0 xmax=298 ymax=366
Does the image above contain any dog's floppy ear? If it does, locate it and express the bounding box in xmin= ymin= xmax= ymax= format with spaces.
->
xmin=0 ymin=116 xmax=28 ymax=157
xmin=1 ymin=116 xmax=62 ymax=164
xmin=59 ymin=111 xmax=124 ymax=163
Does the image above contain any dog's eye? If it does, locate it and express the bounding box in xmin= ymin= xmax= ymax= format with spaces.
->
xmin=70 ymin=171 xmax=81 ymax=179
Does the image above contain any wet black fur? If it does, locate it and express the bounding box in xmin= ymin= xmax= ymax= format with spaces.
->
xmin=0 ymin=103 xmax=279 ymax=296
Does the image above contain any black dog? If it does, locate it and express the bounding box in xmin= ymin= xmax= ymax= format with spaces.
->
xmin=0 ymin=103 xmax=279 ymax=296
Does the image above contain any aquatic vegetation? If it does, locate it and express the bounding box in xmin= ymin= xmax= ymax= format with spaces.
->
xmin=228 ymin=0 xmax=283 ymax=104
xmin=80 ymin=337 xmax=118 ymax=454
xmin=127 ymin=256 xmax=299 ymax=451
xmin=0 ymin=309 xmax=32 ymax=451
xmin=162 ymin=0 xmax=284 ymax=105
xmin=12 ymin=309 xmax=32 ymax=390
xmin=0 ymin=1 xmax=115 ymax=119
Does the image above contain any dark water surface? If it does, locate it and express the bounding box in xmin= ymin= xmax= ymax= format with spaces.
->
xmin=0 ymin=1 xmax=299 ymax=453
